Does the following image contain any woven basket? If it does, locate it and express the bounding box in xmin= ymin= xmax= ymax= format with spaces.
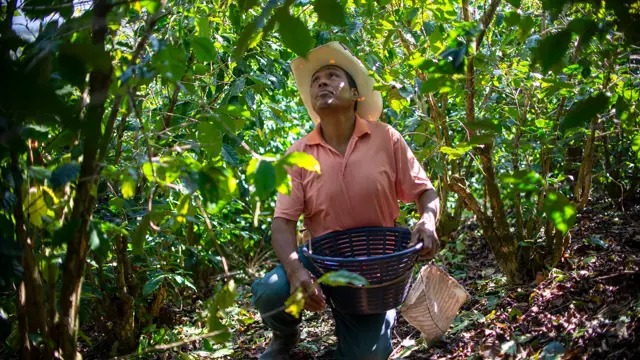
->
xmin=302 ymin=227 xmax=423 ymax=314
xmin=400 ymin=264 xmax=470 ymax=341
xmin=302 ymin=227 xmax=421 ymax=284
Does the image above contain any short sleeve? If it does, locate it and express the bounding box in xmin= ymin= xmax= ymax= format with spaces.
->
xmin=274 ymin=154 xmax=305 ymax=221
xmin=392 ymin=129 xmax=434 ymax=204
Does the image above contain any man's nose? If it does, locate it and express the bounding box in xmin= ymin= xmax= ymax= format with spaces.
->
xmin=317 ymin=77 xmax=329 ymax=88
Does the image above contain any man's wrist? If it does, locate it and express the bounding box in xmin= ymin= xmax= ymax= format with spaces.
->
xmin=419 ymin=211 xmax=437 ymax=226
xmin=283 ymin=258 xmax=305 ymax=276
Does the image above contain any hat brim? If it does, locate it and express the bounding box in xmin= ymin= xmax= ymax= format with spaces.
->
xmin=290 ymin=41 xmax=383 ymax=123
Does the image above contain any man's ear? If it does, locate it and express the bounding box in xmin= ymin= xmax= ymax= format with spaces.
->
xmin=352 ymin=88 xmax=360 ymax=100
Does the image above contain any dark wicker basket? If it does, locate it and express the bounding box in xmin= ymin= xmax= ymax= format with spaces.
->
xmin=302 ymin=227 xmax=423 ymax=314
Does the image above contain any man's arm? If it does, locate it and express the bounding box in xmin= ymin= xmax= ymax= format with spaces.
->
xmin=410 ymin=189 xmax=441 ymax=259
xmin=271 ymin=217 xmax=326 ymax=311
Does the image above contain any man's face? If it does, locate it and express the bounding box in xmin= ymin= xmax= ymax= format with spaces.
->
xmin=309 ymin=65 xmax=358 ymax=112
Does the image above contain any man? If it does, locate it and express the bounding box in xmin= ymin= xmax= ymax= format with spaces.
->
xmin=251 ymin=42 xmax=440 ymax=360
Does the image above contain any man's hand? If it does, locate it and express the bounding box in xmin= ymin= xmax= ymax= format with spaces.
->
xmin=287 ymin=267 xmax=326 ymax=312
xmin=409 ymin=218 xmax=440 ymax=260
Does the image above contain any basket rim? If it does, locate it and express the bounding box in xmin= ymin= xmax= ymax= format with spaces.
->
xmin=301 ymin=226 xmax=423 ymax=263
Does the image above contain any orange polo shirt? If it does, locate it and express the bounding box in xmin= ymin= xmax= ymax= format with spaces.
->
xmin=274 ymin=116 xmax=434 ymax=238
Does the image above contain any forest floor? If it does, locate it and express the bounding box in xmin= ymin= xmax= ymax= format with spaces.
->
xmin=78 ymin=196 xmax=640 ymax=360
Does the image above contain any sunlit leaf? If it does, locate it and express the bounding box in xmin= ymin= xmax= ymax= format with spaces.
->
xmin=318 ymin=270 xmax=369 ymax=287
xmin=121 ymin=175 xmax=136 ymax=199
xmin=501 ymin=170 xmax=544 ymax=192
xmin=543 ymin=192 xmax=576 ymax=235
xmin=439 ymin=144 xmax=472 ymax=159
xmin=280 ymin=152 xmax=321 ymax=174
xmin=139 ymin=0 xmax=160 ymax=13
xmin=285 ymin=287 xmax=305 ymax=319
xmin=632 ymin=133 xmax=640 ymax=159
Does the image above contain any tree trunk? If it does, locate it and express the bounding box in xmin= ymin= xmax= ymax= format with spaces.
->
xmin=12 ymin=152 xmax=48 ymax=359
xmin=113 ymin=235 xmax=137 ymax=353
xmin=56 ymin=2 xmax=112 ymax=358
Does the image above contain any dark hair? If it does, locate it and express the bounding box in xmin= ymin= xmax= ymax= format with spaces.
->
xmin=343 ymin=69 xmax=358 ymax=111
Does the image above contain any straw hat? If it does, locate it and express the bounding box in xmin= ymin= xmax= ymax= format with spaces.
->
xmin=400 ymin=264 xmax=470 ymax=342
xmin=290 ymin=41 xmax=383 ymax=123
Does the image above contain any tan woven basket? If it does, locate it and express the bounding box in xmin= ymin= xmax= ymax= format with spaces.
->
xmin=400 ymin=264 xmax=470 ymax=341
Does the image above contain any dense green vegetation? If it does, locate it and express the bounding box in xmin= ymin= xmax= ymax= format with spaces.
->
xmin=0 ymin=0 xmax=638 ymax=358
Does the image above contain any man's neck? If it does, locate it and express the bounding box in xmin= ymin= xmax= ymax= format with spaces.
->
xmin=318 ymin=111 xmax=356 ymax=148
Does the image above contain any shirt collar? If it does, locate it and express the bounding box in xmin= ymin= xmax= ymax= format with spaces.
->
xmin=306 ymin=115 xmax=371 ymax=145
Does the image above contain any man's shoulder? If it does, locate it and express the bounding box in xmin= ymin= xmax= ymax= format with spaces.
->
xmin=367 ymin=121 xmax=402 ymax=141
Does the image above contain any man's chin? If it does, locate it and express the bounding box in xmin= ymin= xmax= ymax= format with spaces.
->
xmin=313 ymin=101 xmax=341 ymax=111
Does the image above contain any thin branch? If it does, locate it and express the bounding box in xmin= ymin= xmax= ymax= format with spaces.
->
xmin=111 ymin=330 xmax=225 ymax=360
xmin=475 ymin=0 xmax=502 ymax=51
xmin=195 ymin=198 xmax=230 ymax=278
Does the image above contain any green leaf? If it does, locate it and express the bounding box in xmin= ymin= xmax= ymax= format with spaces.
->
xmin=284 ymin=287 xmax=305 ymax=319
xmin=543 ymin=192 xmax=576 ymax=235
xmin=280 ymin=152 xmax=321 ymax=173
xmin=214 ymin=280 xmax=238 ymax=310
xmin=50 ymin=162 xmax=80 ymax=190
xmin=121 ymin=175 xmax=136 ymax=200
xmin=198 ymin=121 xmax=223 ymax=157
xmin=60 ymin=43 xmax=111 ymax=72
xmin=540 ymin=341 xmax=565 ymax=360
xmin=501 ymin=170 xmax=544 ymax=192
xmin=318 ymin=270 xmax=369 ymax=287
xmin=28 ymin=167 xmax=52 ymax=182
xmin=275 ymin=10 xmax=314 ymax=57
xmin=152 ymin=44 xmax=187 ymax=81
xmin=132 ymin=213 xmax=151 ymax=255
xmin=254 ymin=160 xmax=276 ymax=199
xmin=506 ymin=0 xmax=521 ymax=8
xmin=632 ymin=133 xmax=640 ymax=160
xmin=439 ymin=144 xmax=472 ymax=159
xmin=469 ymin=134 xmax=494 ymax=145
xmin=504 ymin=11 xmax=520 ymax=27
xmin=139 ymin=0 xmax=161 ymax=13
xmin=143 ymin=274 xmax=167 ymax=296
xmin=196 ymin=16 xmax=210 ymax=37
xmin=169 ymin=274 xmax=197 ymax=292
xmin=52 ymin=220 xmax=80 ymax=247
xmin=518 ymin=15 xmax=535 ymax=42
xmin=234 ymin=20 xmax=259 ymax=61
xmin=109 ymin=197 xmax=125 ymax=212
xmin=313 ymin=0 xmax=346 ymax=26
xmin=559 ymin=93 xmax=609 ymax=133
xmin=88 ymin=222 xmax=110 ymax=260
xmin=221 ymin=144 xmax=239 ymax=167
xmin=190 ymin=36 xmax=217 ymax=62
xmin=207 ymin=315 xmax=232 ymax=344
xmin=533 ymin=30 xmax=572 ymax=73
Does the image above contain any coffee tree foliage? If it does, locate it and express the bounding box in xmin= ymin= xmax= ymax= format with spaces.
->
xmin=0 ymin=0 xmax=638 ymax=357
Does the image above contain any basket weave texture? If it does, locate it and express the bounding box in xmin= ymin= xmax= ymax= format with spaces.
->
xmin=400 ymin=264 xmax=470 ymax=341
xmin=303 ymin=227 xmax=421 ymax=314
